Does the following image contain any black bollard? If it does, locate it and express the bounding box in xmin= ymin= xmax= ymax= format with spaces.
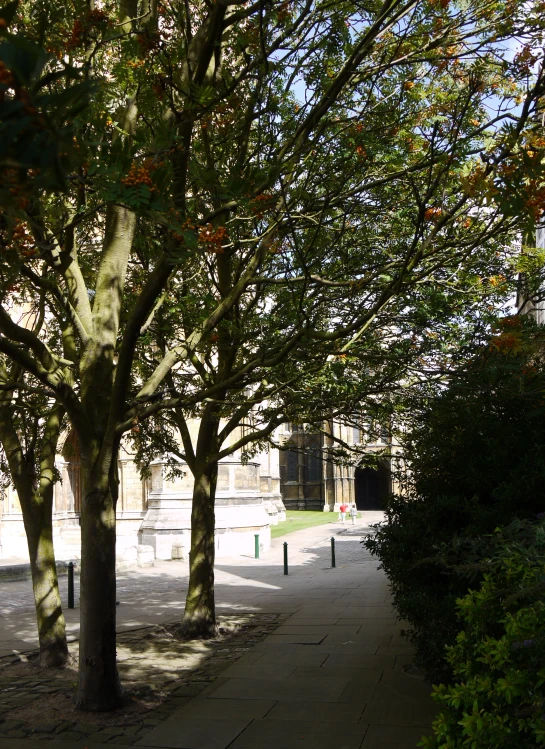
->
xmin=283 ymin=541 xmax=288 ymax=575
xmin=331 ymin=537 xmax=336 ymax=568
xmin=67 ymin=561 xmax=75 ymax=609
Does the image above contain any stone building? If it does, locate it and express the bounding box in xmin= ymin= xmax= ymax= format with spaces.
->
xmin=0 ymin=424 xmax=286 ymax=563
xmin=518 ymin=222 xmax=545 ymax=323
xmin=0 ymin=418 xmax=393 ymax=563
xmin=278 ymin=421 xmax=393 ymax=512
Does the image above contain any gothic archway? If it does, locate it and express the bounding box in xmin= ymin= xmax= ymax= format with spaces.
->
xmin=354 ymin=462 xmax=389 ymax=510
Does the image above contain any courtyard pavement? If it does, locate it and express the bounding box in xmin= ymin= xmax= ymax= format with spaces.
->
xmin=0 ymin=513 xmax=438 ymax=748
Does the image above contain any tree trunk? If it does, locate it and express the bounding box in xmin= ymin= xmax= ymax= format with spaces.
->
xmin=183 ymin=460 xmax=218 ymax=638
xmin=75 ymin=472 xmax=122 ymax=710
xmin=22 ymin=488 xmax=69 ymax=667
xmin=0 ymin=404 xmax=69 ymax=667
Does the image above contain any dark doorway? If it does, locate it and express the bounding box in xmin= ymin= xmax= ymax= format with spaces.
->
xmin=354 ymin=463 xmax=390 ymax=510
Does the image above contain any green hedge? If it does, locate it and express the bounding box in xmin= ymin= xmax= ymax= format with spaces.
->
xmin=420 ymin=520 xmax=545 ymax=748
xmin=365 ymin=319 xmax=545 ymax=682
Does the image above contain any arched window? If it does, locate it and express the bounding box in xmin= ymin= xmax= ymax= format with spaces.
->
xmin=307 ymin=440 xmax=321 ymax=482
xmin=286 ymin=450 xmax=298 ymax=482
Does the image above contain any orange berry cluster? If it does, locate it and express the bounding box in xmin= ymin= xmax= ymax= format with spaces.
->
xmin=67 ymin=9 xmax=111 ymax=49
xmin=122 ymin=162 xmax=155 ymax=189
xmin=0 ymin=60 xmax=15 ymax=91
xmin=250 ymin=193 xmax=275 ymax=218
xmin=523 ymin=182 xmax=545 ymax=220
xmin=0 ymin=61 xmax=18 ymax=106
xmin=198 ymin=224 xmax=228 ymax=253
xmin=171 ymin=217 xmax=196 ymax=243
xmin=514 ymin=45 xmax=539 ymax=76
xmin=490 ymin=332 xmax=520 ymax=353
xmin=87 ymin=8 xmax=110 ymax=24
xmin=424 ymin=207 xmax=442 ymax=221
xmin=10 ymin=221 xmax=36 ymax=258
xmin=488 ymin=274 xmax=506 ymax=287
xmin=277 ymin=1 xmax=291 ymax=23
xmin=8 ymin=184 xmax=29 ymax=210
xmin=67 ymin=19 xmax=85 ymax=49
xmin=137 ymin=30 xmax=160 ymax=56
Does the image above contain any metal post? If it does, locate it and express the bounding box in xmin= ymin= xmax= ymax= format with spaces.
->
xmin=331 ymin=537 xmax=336 ymax=568
xmin=254 ymin=534 xmax=260 ymax=559
xmin=283 ymin=541 xmax=288 ymax=575
xmin=67 ymin=562 xmax=75 ymax=609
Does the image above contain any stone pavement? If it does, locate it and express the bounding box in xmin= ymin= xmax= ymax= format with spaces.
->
xmin=0 ymin=513 xmax=438 ymax=748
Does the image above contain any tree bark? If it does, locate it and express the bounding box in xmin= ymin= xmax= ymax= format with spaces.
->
xmin=182 ymin=408 xmax=219 ymax=638
xmin=183 ymin=461 xmax=218 ymax=637
xmin=75 ymin=463 xmax=122 ymax=710
xmin=0 ymin=404 xmax=68 ymax=667
xmin=22 ymin=486 xmax=69 ymax=667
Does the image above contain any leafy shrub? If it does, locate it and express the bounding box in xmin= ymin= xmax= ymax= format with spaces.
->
xmin=419 ymin=520 xmax=545 ymax=748
xmin=365 ymin=494 xmax=504 ymax=682
xmin=365 ymin=318 xmax=545 ymax=682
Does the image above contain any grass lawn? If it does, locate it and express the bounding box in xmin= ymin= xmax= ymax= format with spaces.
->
xmin=271 ymin=510 xmax=339 ymax=539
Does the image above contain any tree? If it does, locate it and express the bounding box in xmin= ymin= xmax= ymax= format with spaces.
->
xmin=0 ymin=6 xmax=96 ymax=667
xmin=0 ymin=375 xmax=69 ymax=667
xmin=127 ymin=0 xmax=545 ymax=636
xmin=1 ymin=0 xmax=544 ymax=710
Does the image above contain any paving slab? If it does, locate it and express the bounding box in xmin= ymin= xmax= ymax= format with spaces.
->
xmin=360 ymin=677 xmax=437 ymax=726
xmin=218 ymin=662 xmax=296 ymax=680
xmin=337 ymin=679 xmax=377 ymax=704
xmin=251 ymin=641 xmax=304 ymax=652
xmin=169 ymin=697 xmax=275 ymax=720
xmin=207 ymin=676 xmax=348 ymax=702
xmin=136 ymin=717 xmax=252 ymax=748
xmin=227 ymin=719 xmax=368 ymax=749
xmin=361 ymin=724 xmax=429 ymax=748
xmin=322 ymin=653 xmax=396 ymax=670
xmin=289 ymin=665 xmax=383 ymax=683
xmin=281 ymin=618 xmax=340 ymax=626
xmin=228 ymin=652 xmax=264 ymax=666
xmin=272 ymin=625 xmax=335 ymax=636
xmin=263 ymin=700 xmax=366 ymax=723
xmin=261 ymin=633 xmax=326 ymax=644
xmin=339 ymin=606 xmax=395 ymax=618
xmin=247 ymin=650 xmax=328 ymax=667
xmin=377 ymin=645 xmax=416 ymax=656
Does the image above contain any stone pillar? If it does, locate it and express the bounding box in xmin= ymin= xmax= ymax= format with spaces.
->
xmin=139 ymin=455 xmax=272 ymax=559
xmin=256 ymin=436 xmax=286 ymax=523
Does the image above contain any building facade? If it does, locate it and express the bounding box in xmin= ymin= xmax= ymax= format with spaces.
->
xmin=0 ymin=419 xmax=393 ymax=563
xmin=278 ymin=421 xmax=393 ymax=512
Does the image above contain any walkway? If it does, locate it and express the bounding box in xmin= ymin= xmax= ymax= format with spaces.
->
xmin=0 ymin=514 xmax=437 ymax=748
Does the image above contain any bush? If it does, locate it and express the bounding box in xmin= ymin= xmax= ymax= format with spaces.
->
xmin=365 ymin=494 xmax=504 ymax=683
xmin=419 ymin=520 xmax=545 ymax=748
xmin=365 ymin=318 xmax=545 ymax=682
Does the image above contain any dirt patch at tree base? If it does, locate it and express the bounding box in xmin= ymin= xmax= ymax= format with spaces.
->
xmin=0 ymin=613 xmax=284 ymax=744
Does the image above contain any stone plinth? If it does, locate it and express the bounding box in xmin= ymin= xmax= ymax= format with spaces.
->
xmin=139 ymin=456 xmax=272 ymax=560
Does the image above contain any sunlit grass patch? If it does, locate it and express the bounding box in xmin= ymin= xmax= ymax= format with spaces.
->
xmin=271 ymin=510 xmax=337 ymax=538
